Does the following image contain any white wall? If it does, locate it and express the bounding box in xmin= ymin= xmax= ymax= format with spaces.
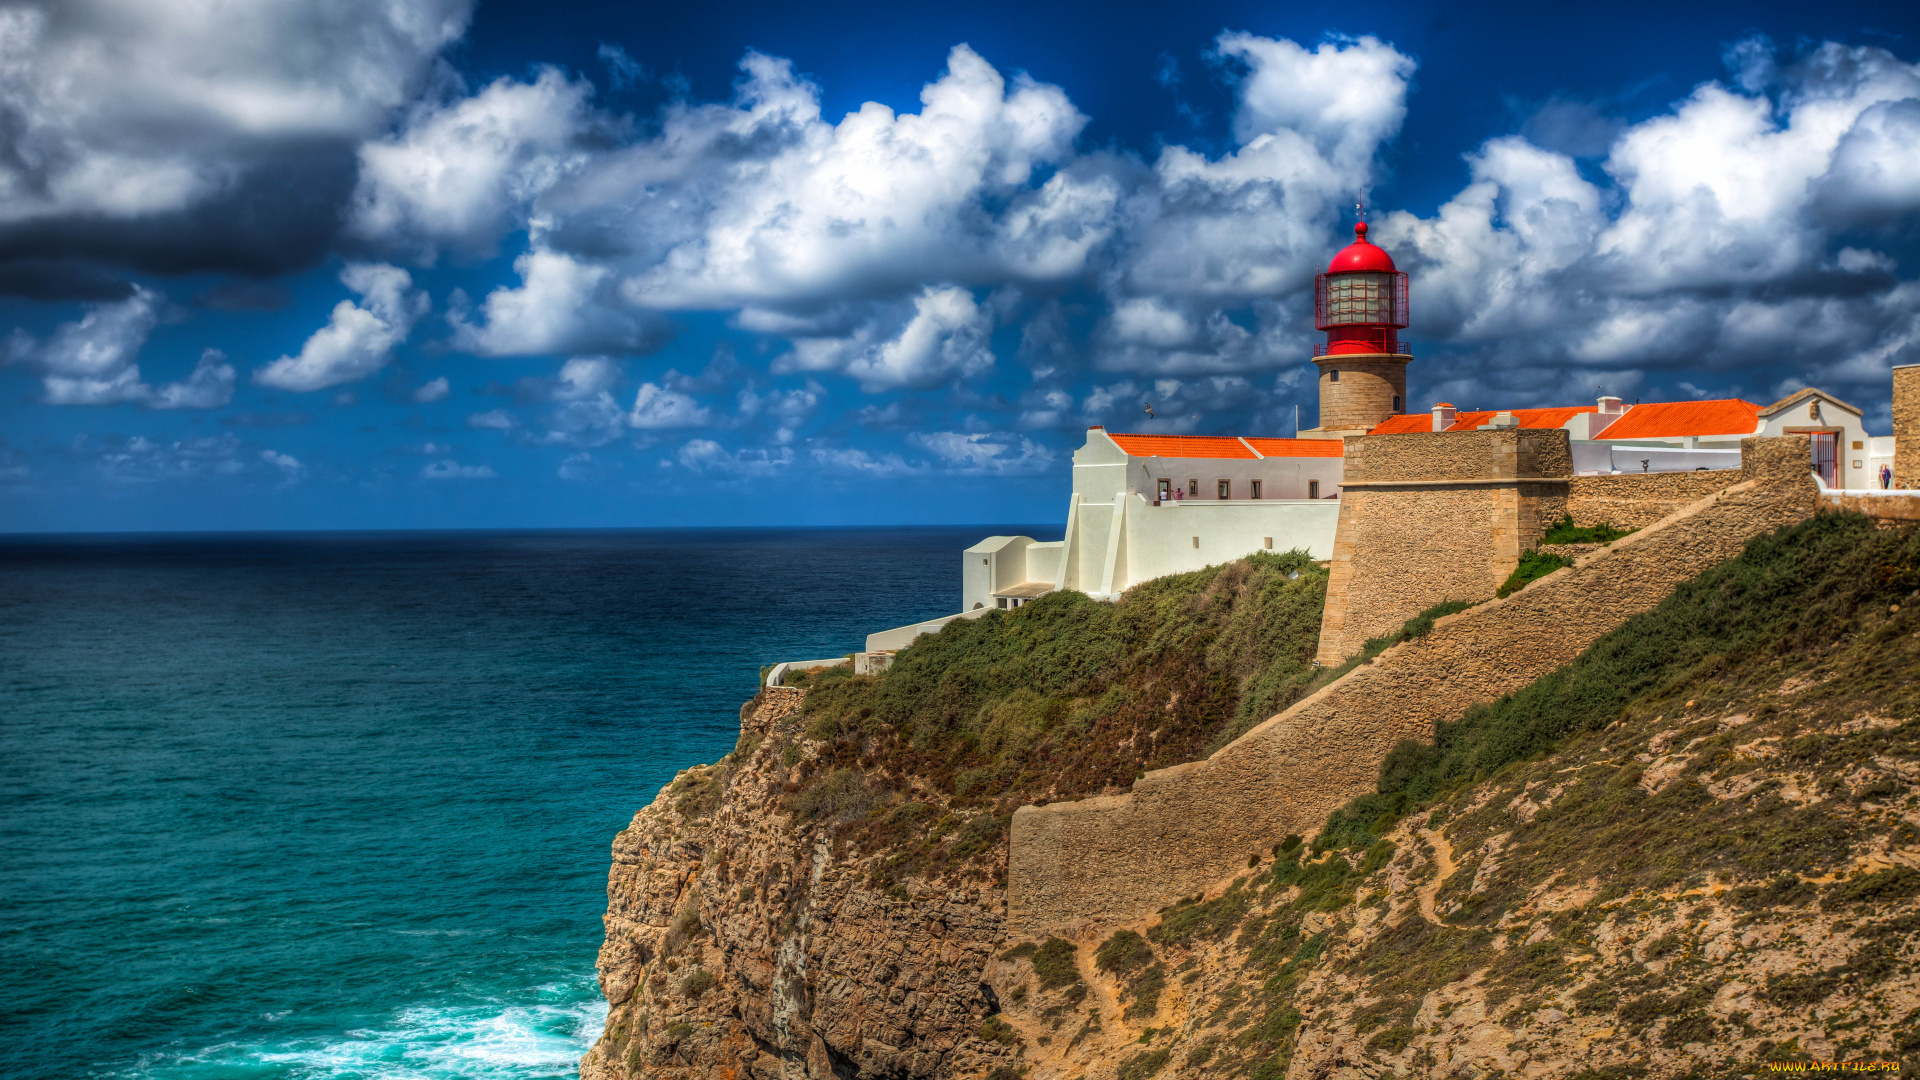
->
xmin=1123 ymin=456 xmax=1343 ymax=502
xmin=865 ymin=607 xmax=992 ymax=653
xmin=1122 ymin=495 xmax=1339 ymax=585
xmin=961 ymin=534 xmax=1070 ymax=612
xmin=1869 ymin=436 xmax=1896 ymax=490
xmin=1600 ymin=445 xmax=1743 ymax=473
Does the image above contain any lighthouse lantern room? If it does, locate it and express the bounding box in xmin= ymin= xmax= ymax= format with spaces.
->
xmin=1314 ymin=222 xmax=1409 ymax=357
xmin=1298 ymin=221 xmax=1415 ymax=440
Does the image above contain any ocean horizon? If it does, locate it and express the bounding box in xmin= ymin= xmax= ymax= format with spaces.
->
xmin=0 ymin=526 xmax=1053 ymax=1080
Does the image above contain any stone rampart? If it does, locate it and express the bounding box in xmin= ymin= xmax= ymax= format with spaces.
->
xmin=1006 ymin=436 xmax=1817 ymax=934
xmin=1314 ymin=428 xmax=1572 ymax=665
xmin=1567 ymin=470 xmax=1741 ymax=529
xmin=1896 ymin=365 xmax=1919 ymax=489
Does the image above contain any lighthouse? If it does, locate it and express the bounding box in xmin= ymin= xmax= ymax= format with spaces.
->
xmin=1297 ymin=221 xmax=1411 ymax=439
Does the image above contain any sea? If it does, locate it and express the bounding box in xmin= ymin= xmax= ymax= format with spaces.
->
xmin=0 ymin=528 xmax=1037 ymax=1080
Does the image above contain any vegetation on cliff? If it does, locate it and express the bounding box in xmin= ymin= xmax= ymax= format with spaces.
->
xmin=1327 ymin=509 xmax=1920 ymax=852
xmin=992 ymin=512 xmax=1920 ymax=1077
xmin=790 ymin=549 xmax=1331 ymax=805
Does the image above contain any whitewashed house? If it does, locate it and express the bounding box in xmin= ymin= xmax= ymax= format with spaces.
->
xmin=961 ymin=427 xmax=1344 ymax=612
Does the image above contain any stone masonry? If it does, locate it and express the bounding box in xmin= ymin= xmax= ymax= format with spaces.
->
xmin=1304 ymin=352 xmax=1411 ymax=436
xmin=1005 ymin=436 xmax=1817 ymax=934
xmin=1315 ymin=427 xmax=1572 ymax=666
xmin=1897 ymin=364 xmax=1919 ymax=489
xmin=1567 ymin=469 xmax=1741 ymax=529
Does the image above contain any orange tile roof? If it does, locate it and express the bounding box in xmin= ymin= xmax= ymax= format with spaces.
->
xmin=1242 ymin=437 xmax=1344 ymax=458
xmin=1106 ymin=433 xmax=1257 ymax=459
xmin=1595 ymin=399 xmax=1760 ymax=439
xmin=1368 ymin=406 xmax=1598 ymax=434
xmin=1367 ymin=414 xmax=1437 ymax=434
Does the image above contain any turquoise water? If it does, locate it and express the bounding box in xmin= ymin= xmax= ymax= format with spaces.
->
xmin=0 ymin=529 xmax=1026 ymax=1080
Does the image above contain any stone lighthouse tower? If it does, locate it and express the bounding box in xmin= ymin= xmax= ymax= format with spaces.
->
xmin=1297 ymin=221 xmax=1410 ymax=439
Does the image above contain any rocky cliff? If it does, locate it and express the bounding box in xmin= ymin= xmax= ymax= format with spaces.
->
xmin=580 ymin=685 xmax=1019 ymax=1080
xmin=584 ymin=514 xmax=1920 ymax=1079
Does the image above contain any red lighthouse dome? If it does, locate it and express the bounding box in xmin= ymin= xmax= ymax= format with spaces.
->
xmin=1326 ymin=221 xmax=1398 ymax=273
xmin=1315 ymin=221 xmax=1408 ymax=356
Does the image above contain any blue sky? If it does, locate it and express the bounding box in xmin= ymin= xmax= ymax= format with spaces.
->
xmin=3 ymin=0 xmax=1918 ymax=531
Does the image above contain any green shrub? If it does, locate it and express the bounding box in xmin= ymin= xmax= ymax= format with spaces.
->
xmin=1116 ymin=1048 xmax=1171 ymax=1080
xmin=978 ymin=1017 xmax=1019 ymax=1045
xmin=1149 ymin=883 xmax=1253 ymax=943
xmin=1122 ymin=965 xmax=1167 ymax=1019
xmin=1027 ymin=937 xmax=1082 ymax=991
xmin=785 ymin=767 xmax=875 ymax=824
xmin=1541 ymin=515 xmax=1635 ymax=545
xmin=1094 ymin=930 xmax=1154 ymax=976
xmin=1826 ymin=866 xmax=1920 ymax=907
xmin=1497 ymin=550 xmax=1571 ymax=598
xmin=679 ymin=967 xmax=717 ymax=998
xmin=1366 ymin=1025 xmax=1417 ymax=1052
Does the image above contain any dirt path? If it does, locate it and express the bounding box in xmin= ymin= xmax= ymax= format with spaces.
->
xmin=1417 ymin=828 xmax=1455 ymax=924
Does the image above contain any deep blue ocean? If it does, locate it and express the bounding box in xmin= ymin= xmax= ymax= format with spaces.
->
xmin=0 ymin=528 xmax=1035 ymax=1080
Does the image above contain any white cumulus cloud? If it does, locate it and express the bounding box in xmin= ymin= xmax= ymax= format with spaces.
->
xmin=628 ymin=383 xmax=712 ymax=429
xmin=411 ymin=376 xmax=451 ymax=402
xmin=7 ymin=290 xmax=236 ymax=407
xmin=779 ymin=286 xmax=995 ymax=391
xmin=255 ymin=264 xmax=427 ymax=391
xmin=910 ymin=431 xmax=1055 ymax=474
xmin=350 ymin=67 xmax=597 ymax=259
xmin=447 ymin=249 xmax=661 ymax=356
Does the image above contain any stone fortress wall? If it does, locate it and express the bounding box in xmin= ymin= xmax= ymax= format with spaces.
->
xmin=1314 ymin=427 xmax=1572 ymax=666
xmin=1897 ymin=365 xmax=1920 ymax=489
xmin=1005 ymin=436 xmax=1818 ymax=934
xmin=1567 ymin=469 xmax=1742 ymax=529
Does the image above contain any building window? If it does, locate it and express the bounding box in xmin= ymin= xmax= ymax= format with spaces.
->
xmin=1217 ymin=479 xmax=1230 ymax=499
xmin=1263 ymin=536 xmax=1273 ymax=549
xmin=1250 ymin=480 xmax=1262 ymax=499
xmin=1308 ymin=480 xmax=1320 ymax=499
xmin=997 ymin=597 xmax=1008 ymax=609
xmin=1330 ymin=369 xmax=1340 ymax=382
xmin=1156 ymin=478 xmax=1171 ymax=502
xmin=1187 ymin=479 xmax=1198 ymax=496
xmin=1392 ymin=395 xmax=1401 ymax=411
xmin=1191 ymin=536 xmax=1199 ymax=549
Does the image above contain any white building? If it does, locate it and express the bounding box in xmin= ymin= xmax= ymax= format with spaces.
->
xmin=960 ymin=427 xmax=1344 ymax=612
xmin=1373 ymin=389 xmax=1885 ymax=488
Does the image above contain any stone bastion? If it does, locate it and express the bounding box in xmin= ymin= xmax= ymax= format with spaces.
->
xmin=1006 ymin=434 xmax=1818 ymax=934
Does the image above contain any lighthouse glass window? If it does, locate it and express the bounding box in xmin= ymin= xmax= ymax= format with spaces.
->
xmin=1323 ymin=272 xmax=1398 ymax=325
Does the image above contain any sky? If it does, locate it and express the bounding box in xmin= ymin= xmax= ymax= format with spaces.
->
xmin=2 ymin=0 xmax=1918 ymax=531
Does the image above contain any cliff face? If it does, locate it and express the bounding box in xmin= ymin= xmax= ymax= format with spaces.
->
xmin=585 ymin=513 xmax=1920 ymax=1079
xmin=581 ymin=687 xmax=1017 ymax=1080
xmin=985 ymin=674 xmax=1920 ymax=1079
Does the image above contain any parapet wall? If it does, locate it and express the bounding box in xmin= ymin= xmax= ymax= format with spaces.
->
xmin=1314 ymin=428 xmax=1572 ymax=666
xmin=1568 ymin=469 xmax=1741 ymax=529
xmin=1896 ymin=365 xmax=1919 ymax=489
xmin=1006 ymin=436 xmax=1817 ymax=934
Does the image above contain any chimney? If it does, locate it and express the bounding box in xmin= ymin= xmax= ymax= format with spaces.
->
xmin=1431 ymin=402 xmax=1456 ymax=432
xmin=1597 ymin=395 xmax=1624 ymax=415
xmin=1480 ymin=411 xmax=1518 ymax=430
